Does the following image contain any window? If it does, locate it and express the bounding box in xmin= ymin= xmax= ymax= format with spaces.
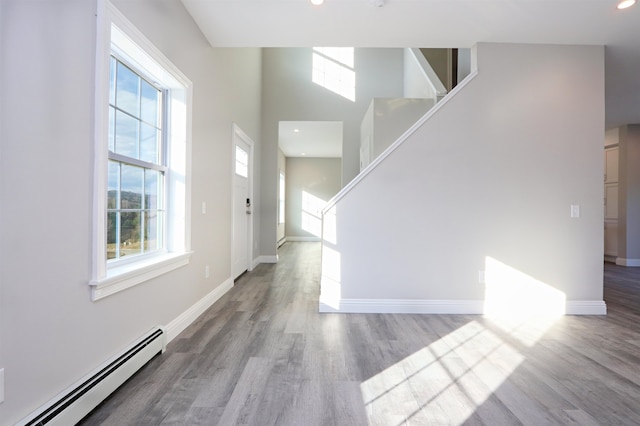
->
xmin=312 ymin=47 xmax=356 ymax=102
xmin=235 ymin=145 xmax=249 ymax=178
xmin=90 ymin=1 xmax=192 ymax=301
xmin=279 ymin=171 xmax=286 ymax=224
xmin=108 ymin=57 xmax=165 ymax=261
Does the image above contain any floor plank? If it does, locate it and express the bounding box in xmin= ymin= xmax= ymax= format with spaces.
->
xmin=80 ymin=245 xmax=640 ymax=425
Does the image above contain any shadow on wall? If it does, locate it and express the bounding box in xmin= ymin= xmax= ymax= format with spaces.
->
xmin=301 ymin=190 xmax=327 ymax=237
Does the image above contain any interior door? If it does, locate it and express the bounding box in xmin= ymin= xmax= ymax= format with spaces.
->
xmin=232 ymin=133 xmax=252 ymax=279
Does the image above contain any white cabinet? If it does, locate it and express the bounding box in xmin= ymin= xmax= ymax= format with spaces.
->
xmin=604 ymin=144 xmax=619 ymax=259
xmin=605 ymin=147 xmax=619 ymax=183
xmin=605 ymin=183 xmax=619 ymax=219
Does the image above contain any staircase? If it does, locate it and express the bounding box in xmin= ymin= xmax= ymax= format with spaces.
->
xmin=320 ymin=43 xmax=607 ymax=316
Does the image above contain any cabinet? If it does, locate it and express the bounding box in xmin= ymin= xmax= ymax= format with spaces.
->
xmin=605 ymin=147 xmax=619 ymax=183
xmin=604 ymin=145 xmax=619 ymax=259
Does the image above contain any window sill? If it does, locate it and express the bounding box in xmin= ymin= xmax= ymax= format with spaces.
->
xmin=90 ymin=252 xmax=192 ymax=301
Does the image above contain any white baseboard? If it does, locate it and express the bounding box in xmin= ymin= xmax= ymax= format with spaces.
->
xmin=286 ymin=236 xmax=321 ymax=242
xmin=277 ymin=237 xmax=287 ymax=247
xmin=565 ymin=300 xmax=607 ymax=315
xmin=252 ymin=257 xmax=261 ymax=270
xmin=256 ymin=255 xmax=278 ymax=264
xmin=319 ymin=298 xmax=484 ymax=314
xmin=251 ymin=255 xmax=279 ymax=270
xmin=320 ymin=298 xmax=607 ymax=315
xmin=165 ymin=277 xmax=233 ymax=343
xmin=616 ymin=258 xmax=640 ymax=267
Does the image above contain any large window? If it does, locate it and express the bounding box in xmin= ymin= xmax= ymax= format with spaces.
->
xmin=90 ymin=1 xmax=192 ymax=300
xmin=108 ymin=57 xmax=165 ymax=261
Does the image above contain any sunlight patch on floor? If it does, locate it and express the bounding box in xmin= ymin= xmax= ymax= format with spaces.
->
xmin=360 ymin=321 xmax=528 ymax=424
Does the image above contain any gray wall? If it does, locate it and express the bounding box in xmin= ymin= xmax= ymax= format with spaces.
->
xmin=322 ymin=43 xmax=605 ymax=311
xmin=457 ymin=48 xmax=472 ymax=83
xmin=0 ymin=0 xmax=261 ymax=423
xmin=618 ymin=125 xmax=640 ymax=262
xmin=420 ymin=48 xmax=451 ymax=90
xmin=285 ymin=158 xmax=342 ymax=239
xmin=260 ymin=48 xmax=405 ymax=257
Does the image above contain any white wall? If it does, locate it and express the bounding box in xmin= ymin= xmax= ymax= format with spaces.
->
xmin=322 ymin=43 xmax=605 ymax=314
xmin=457 ymin=48 xmax=472 ymax=84
xmin=277 ymin=148 xmax=286 ymax=243
xmin=371 ymin=98 xmax=436 ymax=159
xmin=0 ymin=0 xmax=261 ymax=423
xmin=285 ymin=158 xmax=342 ymax=240
xmin=404 ymin=49 xmax=438 ymax=100
xmin=260 ymin=48 xmax=405 ymax=258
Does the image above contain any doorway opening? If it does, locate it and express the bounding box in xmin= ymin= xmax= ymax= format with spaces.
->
xmin=277 ymin=121 xmax=343 ymax=247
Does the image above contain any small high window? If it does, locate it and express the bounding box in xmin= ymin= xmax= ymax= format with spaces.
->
xmin=235 ymin=145 xmax=249 ymax=178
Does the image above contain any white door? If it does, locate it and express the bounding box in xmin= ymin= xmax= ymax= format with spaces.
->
xmin=232 ymin=126 xmax=253 ymax=279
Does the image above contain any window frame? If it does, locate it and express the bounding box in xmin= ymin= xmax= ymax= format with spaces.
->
xmin=90 ymin=0 xmax=193 ymax=301
xmin=107 ymin=54 xmax=167 ymax=264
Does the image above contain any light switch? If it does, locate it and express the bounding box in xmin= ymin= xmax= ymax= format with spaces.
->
xmin=202 ymin=202 xmax=206 ymax=214
xmin=571 ymin=204 xmax=580 ymax=218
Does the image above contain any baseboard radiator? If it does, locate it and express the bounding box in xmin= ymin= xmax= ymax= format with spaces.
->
xmin=18 ymin=327 xmax=166 ymax=426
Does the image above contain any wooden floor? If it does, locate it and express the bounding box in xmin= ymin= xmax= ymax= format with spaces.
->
xmin=80 ymin=243 xmax=640 ymax=425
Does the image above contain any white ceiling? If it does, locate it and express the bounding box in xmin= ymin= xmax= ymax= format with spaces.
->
xmin=279 ymin=121 xmax=343 ymax=158
xmin=181 ymin=0 xmax=640 ymax=128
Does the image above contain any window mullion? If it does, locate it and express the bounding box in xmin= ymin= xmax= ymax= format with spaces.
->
xmin=108 ymin=152 xmax=167 ymax=172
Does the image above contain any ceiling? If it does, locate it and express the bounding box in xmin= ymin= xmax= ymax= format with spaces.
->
xmin=180 ymin=0 xmax=640 ymax=129
xmin=279 ymin=121 xmax=343 ymax=158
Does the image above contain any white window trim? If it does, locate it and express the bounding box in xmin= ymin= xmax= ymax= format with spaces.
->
xmin=90 ymin=0 xmax=193 ymax=301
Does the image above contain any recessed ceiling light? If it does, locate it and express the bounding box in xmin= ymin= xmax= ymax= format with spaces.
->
xmin=310 ymin=0 xmax=324 ymax=5
xmin=301 ymin=153 xmax=306 ymax=156
xmin=294 ymin=128 xmax=300 ymax=133
xmin=618 ymin=0 xmax=636 ymax=9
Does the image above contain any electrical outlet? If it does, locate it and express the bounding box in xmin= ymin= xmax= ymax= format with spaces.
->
xmin=0 ymin=368 xmax=5 ymax=404
xmin=478 ymin=270 xmax=486 ymax=284
xmin=202 ymin=201 xmax=207 ymax=214
xmin=205 ymin=265 xmax=210 ymax=278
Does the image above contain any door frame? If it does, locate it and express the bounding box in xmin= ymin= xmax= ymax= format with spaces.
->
xmin=231 ymin=123 xmax=255 ymax=278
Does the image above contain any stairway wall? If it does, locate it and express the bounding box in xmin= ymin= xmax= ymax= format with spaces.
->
xmin=321 ymin=43 xmax=605 ymax=314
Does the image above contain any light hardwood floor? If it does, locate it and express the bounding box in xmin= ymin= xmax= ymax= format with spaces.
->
xmin=80 ymin=243 xmax=640 ymax=425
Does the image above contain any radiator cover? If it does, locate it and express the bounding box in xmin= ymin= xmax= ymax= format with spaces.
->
xmin=17 ymin=327 xmax=166 ymax=426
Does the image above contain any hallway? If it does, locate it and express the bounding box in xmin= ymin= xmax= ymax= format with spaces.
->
xmin=81 ymin=243 xmax=640 ymax=425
